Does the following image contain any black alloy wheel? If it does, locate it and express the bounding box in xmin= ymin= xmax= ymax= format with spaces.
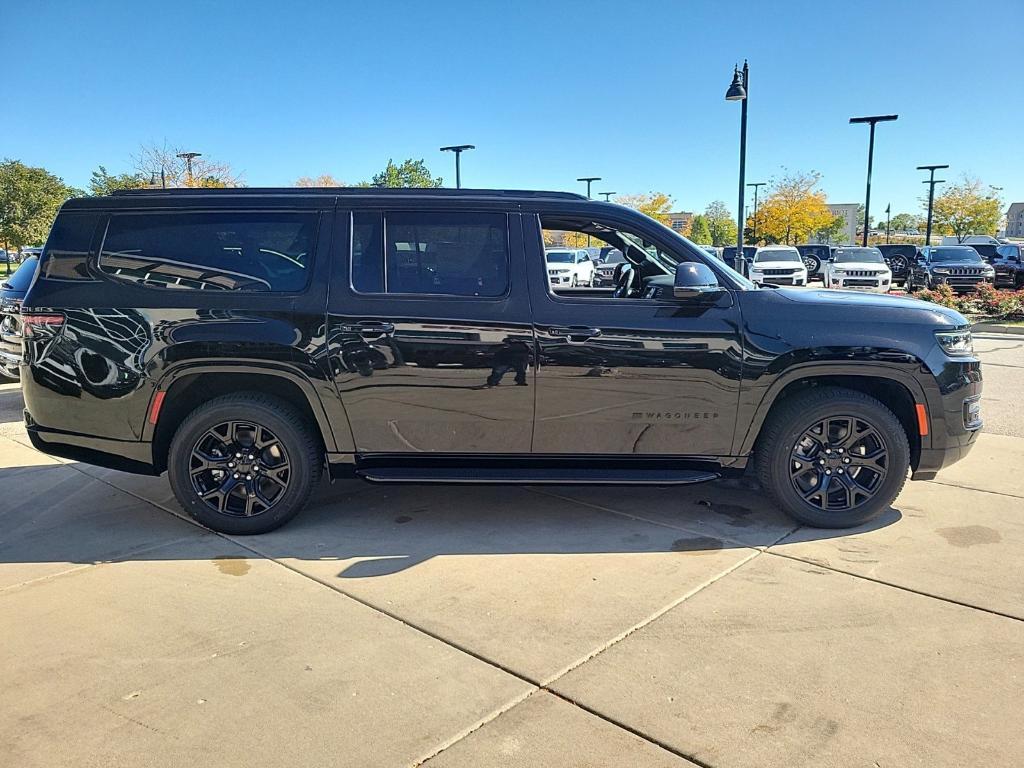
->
xmin=756 ymin=386 xmax=909 ymax=528
xmin=189 ymin=420 xmax=291 ymax=518
xmin=168 ymin=393 xmax=321 ymax=534
xmin=789 ymin=416 xmax=888 ymax=512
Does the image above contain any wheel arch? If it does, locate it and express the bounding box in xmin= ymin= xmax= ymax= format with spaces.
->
xmin=146 ymin=364 xmax=348 ymax=473
xmin=738 ymin=364 xmax=929 ymax=473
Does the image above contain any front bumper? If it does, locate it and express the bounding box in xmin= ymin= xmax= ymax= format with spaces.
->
xmin=912 ymin=359 xmax=983 ymax=480
xmin=548 ymin=274 xmax=572 ymax=285
xmin=827 ymin=276 xmax=891 ymax=292
xmin=930 ymin=275 xmax=994 ymax=293
xmin=752 ymin=274 xmax=806 ymax=286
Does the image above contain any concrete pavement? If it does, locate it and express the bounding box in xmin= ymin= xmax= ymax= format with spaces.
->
xmin=1 ymin=378 xmax=1022 ymax=766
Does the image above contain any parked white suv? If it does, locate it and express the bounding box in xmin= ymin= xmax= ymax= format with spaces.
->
xmin=824 ymin=247 xmax=892 ymax=292
xmin=748 ymin=246 xmax=808 ymax=286
xmin=545 ymin=248 xmax=595 ymax=287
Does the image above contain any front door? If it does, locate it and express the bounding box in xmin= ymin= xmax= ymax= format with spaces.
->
xmin=327 ymin=207 xmax=535 ymax=455
xmin=525 ymin=212 xmax=743 ymax=457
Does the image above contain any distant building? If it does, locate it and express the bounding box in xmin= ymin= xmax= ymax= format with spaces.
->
xmin=1006 ymin=203 xmax=1024 ymax=238
xmin=666 ymin=211 xmax=693 ymax=234
xmin=808 ymin=203 xmax=858 ymax=245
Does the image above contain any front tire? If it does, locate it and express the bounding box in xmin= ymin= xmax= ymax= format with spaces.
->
xmin=756 ymin=387 xmax=909 ymax=528
xmin=168 ymin=393 xmax=322 ymax=534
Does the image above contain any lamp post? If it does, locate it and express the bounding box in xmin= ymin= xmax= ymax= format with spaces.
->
xmin=176 ymin=152 xmax=201 ymax=186
xmin=577 ymin=177 xmax=601 ymax=199
xmin=884 ymin=203 xmax=891 ymax=244
xmin=599 ymin=191 xmax=616 ymax=202
xmin=747 ymin=181 xmax=766 ymax=245
xmin=918 ymin=164 xmax=949 ymax=246
xmin=849 ymin=114 xmax=897 ymax=246
xmin=440 ymin=145 xmax=475 ymax=189
xmin=725 ymin=61 xmax=749 ymax=275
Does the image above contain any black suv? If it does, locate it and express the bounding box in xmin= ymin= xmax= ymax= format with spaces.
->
xmin=991 ymin=243 xmax=1024 ymax=289
xmin=19 ymin=188 xmax=982 ymax=534
xmin=0 ymin=255 xmax=38 ymax=381
xmin=795 ymin=244 xmax=832 ymax=281
xmin=906 ymin=246 xmax=996 ymax=293
xmin=874 ymin=244 xmax=916 ymax=286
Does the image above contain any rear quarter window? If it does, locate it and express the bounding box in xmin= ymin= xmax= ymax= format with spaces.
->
xmin=98 ymin=211 xmax=318 ymax=292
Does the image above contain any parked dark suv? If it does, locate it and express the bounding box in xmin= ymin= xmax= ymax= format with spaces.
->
xmin=875 ymin=244 xmax=916 ymax=286
xmin=906 ymin=246 xmax=995 ymax=293
xmin=991 ymin=243 xmax=1024 ymax=289
xmin=0 ymin=255 xmax=38 ymax=381
xmin=20 ymin=188 xmax=982 ymax=534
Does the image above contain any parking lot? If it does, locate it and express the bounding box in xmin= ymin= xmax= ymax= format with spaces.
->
xmin=1 ymin=333 xmax=1022 ymax=767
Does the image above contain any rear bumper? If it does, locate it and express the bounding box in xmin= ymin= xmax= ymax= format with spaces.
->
xmin=26 ymin=419 xmax=157 ymax=475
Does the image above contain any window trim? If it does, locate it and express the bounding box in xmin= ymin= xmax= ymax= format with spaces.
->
xmin=347 ymin=209 xmax=513 ymax=301
xmin=95 ymin=209 xmax=321 ymax=295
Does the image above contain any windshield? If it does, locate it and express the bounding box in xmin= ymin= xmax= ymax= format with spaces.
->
xmin=4 ymin=256 xmax=38 ymax=291
xmin=755 ymin=249 xmax=799 ymax=263
xmin=545 ymin=251 xmax=574 ymax=263
xmin=931 ymin=248 xmax=982 ymax=263
xmin=834 ymin=248 xmax=884 ymax=263
xmin=601 ymin=251 xmax=625 ymax=264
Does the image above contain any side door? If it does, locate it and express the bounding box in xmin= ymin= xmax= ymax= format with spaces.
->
xmin=326 ymin=206 xmax=535 ymax=455
xmin=523 ymin=211 xmax=743 ymax=457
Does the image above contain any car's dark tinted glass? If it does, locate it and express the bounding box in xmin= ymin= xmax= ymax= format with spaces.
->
xmin=929 ymin=247 xmax=983 ymax=263
xmin=833 ymin=248 xmax=884 ymax=263
xmin=5 ymin=256 xmax=38 ymax=291
xmin=352 ymin=211 xmax=509 ymax=297
xmin=98 ymin=212 xmax=317 ymax=292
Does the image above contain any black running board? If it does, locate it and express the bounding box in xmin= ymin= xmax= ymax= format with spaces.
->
xmin=356 ymin=467 xmax=719 ymax=485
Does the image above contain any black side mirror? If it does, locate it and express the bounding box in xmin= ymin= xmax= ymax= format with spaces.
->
xmin=674 ymin=262 xmax=724 ymax=299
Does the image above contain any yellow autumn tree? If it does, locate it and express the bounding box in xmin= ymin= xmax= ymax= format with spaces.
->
xmin=614 ymin=192 xmax=674 ymax=226
xmin=754 ymin=172 xmax=835 ymax=245
xmin=931 ymin=176 xmax=1003 ymax=241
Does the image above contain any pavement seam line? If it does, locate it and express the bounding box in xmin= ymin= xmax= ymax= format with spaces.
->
xmin=0 ymin=534 xmax=204 ymax=595
xmin=924 ymin=479 xmax=1024 ymax=500
xmin=538 ymin=548 xmax=762 ymax=688
xmin=764 ymin=549 xmax=1024 ymax=623
xmin=413 ymin=688 xmax=541 ymax=767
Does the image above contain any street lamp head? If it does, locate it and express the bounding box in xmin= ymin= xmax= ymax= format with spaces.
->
xmin=725 ymin=66 xmax=746 ymax=101
xmin=849 ymin=115 xmax=898 ymax=125
xmin=577 ymin=176 xmax=601 ymax=183
xmin=176 ymin=152 xmax=201 ymax=160
xmin=440 ymin=145 xmax=475 ymax=153
xmin=916 ymin=164 xmax=949 ymax=171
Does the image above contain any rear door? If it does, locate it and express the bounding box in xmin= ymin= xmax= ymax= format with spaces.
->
xmin=326 ymin=206 xmax=535 ymax=454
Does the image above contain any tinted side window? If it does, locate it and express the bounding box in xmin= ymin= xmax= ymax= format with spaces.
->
xmin=351 ymin=211 xmax=509 ymax=297
xmin=40 ymin=213 xmax=102 ymax=281
xmin=99 ymin=212 xmax=317 ymax=292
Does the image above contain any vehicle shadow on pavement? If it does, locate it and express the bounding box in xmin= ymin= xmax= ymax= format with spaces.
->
xmin=0 ymin=459 xmax=901 ymax=579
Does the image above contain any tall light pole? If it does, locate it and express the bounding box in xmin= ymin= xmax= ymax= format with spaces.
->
xmin=849 ymin=114 xmax=897 ymax=246
xmin=884 ymin=203 xmax=891 ymax=244
xmin=440 ymin=145 xmax=475 ymax=189
xmin=577 ymin=177 xmax=601 ymax=199
xmin=918 ymin=164 xmax=949 ymax=246
xmin=747 ymin=181 xmax=766 ymax=245
xmin=725 ymin=61 xmax=749 ymax=275
xmin=176 ymin=152 xmax=201 ymax=187
xmin=599 ymin=191 xmax=616 ymax=202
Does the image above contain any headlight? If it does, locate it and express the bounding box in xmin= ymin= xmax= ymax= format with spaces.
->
xmin=935 ymin=329 xmax=973 ymax=356
xmin=933 ymin=267 xmax=949 ymax=274
xmin=833 ymin=269 xmax=846 ymax=274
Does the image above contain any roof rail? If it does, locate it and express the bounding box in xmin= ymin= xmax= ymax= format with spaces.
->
xmin=111 ymin=187 xmax=588 ymax=200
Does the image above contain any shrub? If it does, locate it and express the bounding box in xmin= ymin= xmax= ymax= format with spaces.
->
xmin=913 ymin=283 xmax=1024 ymax=321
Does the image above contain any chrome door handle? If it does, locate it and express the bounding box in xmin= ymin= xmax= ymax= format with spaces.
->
xmin=551 ymin=326 xmax=602 ymax=344
xmin=342 ymin=322 xmax=395 ymax=339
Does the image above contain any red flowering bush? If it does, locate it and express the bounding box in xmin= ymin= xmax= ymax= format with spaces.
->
xmin=914 ymin=283 xmax=1024 ymax=321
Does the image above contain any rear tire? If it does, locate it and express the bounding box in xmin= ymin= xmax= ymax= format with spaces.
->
xmin=168 ymin=393 xmax=321 ymax=534
xmin=756 ymin=387 xmax=909 ymax=528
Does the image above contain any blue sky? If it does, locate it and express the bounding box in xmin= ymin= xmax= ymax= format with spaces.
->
xmin=5 ymin=0 xmax=1021 ymax=218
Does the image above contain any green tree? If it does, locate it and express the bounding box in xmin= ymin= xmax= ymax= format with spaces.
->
xmin=89 ymin=165 xmax=147 ymax=196
xmin=888 ymin=212 xmax=918 ymax=233
xmin=366 ymin=158 xmax=442 ymax=188
xmin=705 ymin=200 xmax=738 ymax=246
xmin=688 ymin=214 xmax=712 ymax=244
xmin=0 ymin=160 xmax=76 ymax=253
xmin=930 ymin=176 xmax=1003 ymax=241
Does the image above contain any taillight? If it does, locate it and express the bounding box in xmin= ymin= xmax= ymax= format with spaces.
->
xmin=21 ymin=313 xmax=65 ymax=338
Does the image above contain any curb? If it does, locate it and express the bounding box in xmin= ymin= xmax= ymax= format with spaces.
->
xmin=971 ymin=322 xmax=1024 ymax=336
